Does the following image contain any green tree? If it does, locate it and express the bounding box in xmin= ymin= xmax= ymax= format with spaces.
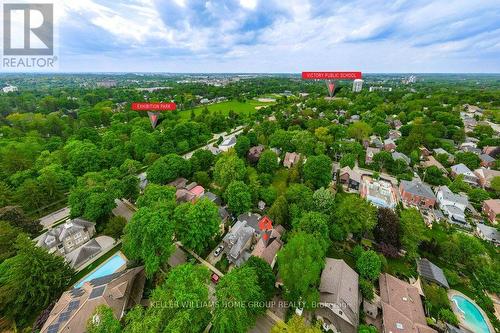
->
xmin=374 ymin=208 xmax=400 ymax=249
xmin=356 ymin=250 xmax=381 ymax=281
xmin=400 ymin=208 xmax=426 ymax=259
xmin=103 ymin=216 xmax=127 ymax=240
xmin=491 ymin=176 xmax=500 ymax=193
xmin=244 ymin=256 xmax=276 ymax=301
xmin=87 ymin=305 xmax=122 ymax=333
xmin=455 ymin=152 xmax=481 ymax=170
xmin=174 ymin=198 xmax=220 ymax=253
xmin=268 ymin=195 xmax=289 ymax=226
xmin=214 ymin=151 xmax=246 ymax=189
xmin=340 ymin=153 xmax=356 ymax=169
xmin=0 ymin=206 xmax=40 ymax=236
xmin=292 ymin=211 xmax=330 ymax=250
xmin=303 ymin=154 xmax=332 ymax=189
xmin=312 ymin=187 xmax=335 ymax=215
xmin=333 ymin=195 xmax=376 ymax=238
xmin=190 ymin=149 xmax=215 ymax=172
xmin=358 ymin=324 xmax=378 ymax=333
xmin=347 ymin=121 xmax=372 ymax=142
xmin=123 ymin=206 xmax=175 ymax=277
xmin=212 ymin=266 xmax=266 ymax=333
xmin=147 ymin=154 xmax=191 ymax=184
xmin=258 ymin=150 xmax=279 ymax=174
xmin=136 ymin=184 xmax=176 ymax=209
xmin=438 ymin=308 xmax=459 ymax=326
xmin=224 ymin=181 xmax=252 ymax=215
xmin=0 ymin=222 xmax=22 ymax=262
xmin=359 ymin=278 xmax=375 ymax=301
xmin=0 ymin=234 xmax=73 ymax=326
xmin=235 ymin=135 xmax=251 ymax=157
xmin=271 ymin=315 xmax=322 ymax=333
xmin=277 ymin=232 xmax=325 ymax=305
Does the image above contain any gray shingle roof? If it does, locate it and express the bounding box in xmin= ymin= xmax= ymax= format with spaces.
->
xmin=480 ymin=154 xmax=495 ymax=163
xmin=400 ymin=179 xmax=436 ymax=200
xmin=451 ymin=163 xmax=473 ymax=175
xmin=67 ymin=239 xmax=102 ymax=268
xmin=417 ymin=258 xmax=449 ymax=289
xmin=437 ymin=186 xmax=468 ymax=206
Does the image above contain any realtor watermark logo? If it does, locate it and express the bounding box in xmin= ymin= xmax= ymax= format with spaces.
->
xmin=2 ymin=2 xmax=58 ymax=70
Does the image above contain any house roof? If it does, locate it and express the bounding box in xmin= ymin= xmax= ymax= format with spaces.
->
xmin=417 ymin=258 xmax=449 ymax=289
xmin=283 ymin=152 xmax=300 ymax=167
xmin=451 ymin=164 xmax=475 ymax=176
xmin=477 ymin=223 xmax=500 ymax=242
xmin=479 ymin=154 xmax=495 ymax=163
xmin=319 ymin=258 xmax=359 ymax=327
xmin=433 ymin=148 xmax=452 ymax=157
xmin=223 ymin=220 xmax=254 ymax=265
xmin=400 ymin=179 xmax=436 ymax=200
xmin=340 ymin=166 xmax=361 ymax=183
xmin=379 ymin=273 xmax=437 ymax=333
xmin=41 ymin=267 xmax=145 ymax=333
xmin=200 ymin=191 xmax=222 ymax=205
xmin=393 ymin=152 xmax=410 ymax=164
xmin=36 ymin=218 xmax=95 ymax=250
xmin=66 ymin=239 xmax=102 ymax=268
xmin=251 ymin=227 xmax=283 ymax=266
xmin=422 ymin=156 xmax=447 ymax=172
xmin=237 ymin=212 xmax=261 ymax=232
xmin=437 ymin=186 xmax=468 ymax=207
xmin=484 ymin=199 xmax=500 ymax=214
xmin=367 ymin=147 xmax=380 ymax=156
xmin=474 ymin=168 xmax=500 ymax=182
xmin=220 ymin=136 xmax=236 ymax=147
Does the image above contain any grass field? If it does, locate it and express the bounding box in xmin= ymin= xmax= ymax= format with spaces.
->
xmin=179 ymin=100 xmax=274 ymax=119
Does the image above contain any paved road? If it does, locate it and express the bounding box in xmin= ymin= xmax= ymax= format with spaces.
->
xmin=175 ymin=241 xmax=224 ymax=277
xmin=112 ymin=199 xmax=135 ymax=222
xmin=39 ymin=207 xmax=70 ymax=229
xmin=183 ymin=126 xmax=244 ymax=159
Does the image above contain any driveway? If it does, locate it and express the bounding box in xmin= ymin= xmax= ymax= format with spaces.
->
xmin=113 ymin=199 xmax=135 ymax=222
xmin=206 ymin=243 xmax=224 ymax=266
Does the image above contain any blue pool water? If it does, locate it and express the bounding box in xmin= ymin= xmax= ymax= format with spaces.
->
xmin=74 ymin=253 xmax=126 ymax=288
xmin=452 ymin=295 xmax=490 ymax=333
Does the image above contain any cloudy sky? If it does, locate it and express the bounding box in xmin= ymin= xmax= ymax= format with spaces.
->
xmin=51 ymin=0 xmax=500 ymax=72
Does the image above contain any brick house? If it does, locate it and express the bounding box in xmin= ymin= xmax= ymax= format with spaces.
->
xmin=483 ymin=199 xmax=500 ymax=224
xmin=399 ymin=179 xmax=436 ymax=209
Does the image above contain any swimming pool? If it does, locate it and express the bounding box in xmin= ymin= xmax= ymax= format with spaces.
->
xmin=452 ymin=295 xmax=490 ymax=333
xmin=74 ymin=253 xmax=126 ymax=288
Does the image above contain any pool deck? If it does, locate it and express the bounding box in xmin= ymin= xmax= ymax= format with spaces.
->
xmin=448 ymin=289 xmax=495 ymax=333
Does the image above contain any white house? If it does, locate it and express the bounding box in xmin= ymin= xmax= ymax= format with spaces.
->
xmin=435 ymin=186 xmax=469 ymax=226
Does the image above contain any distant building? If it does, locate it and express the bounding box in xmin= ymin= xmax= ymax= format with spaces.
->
xmin=379 ymin=273 xmax=437 ymax=333
xmin=41 ymin=267 xmax=145 ymax=333
xmin=392 ymin=152 xmax=410 ymax=165
xmin=483 ymin=199 xmax=500 ymax=224
xmin=218 ymin=136 xmax=237 ymax=152
xmin=316 ymin=258 xmax=360 ymax=333
xmin=369 ymin=86 xmax=392 ymax=92
xmin=450 ymin=164 xmax=478 ymax=187
xmin=283 ymin=152 xmax=301 ymax=168
xmin=360 ymin=176 xmax=398 ymax=209
xmin=476 ymin=223 xmax=500 ymax=246
xmin=2 ymin=85 xmax=18 ymax=93
xmin=96 ymin=80 xmax=117 ymax=88
xmin=479 ymin=154 xmax=496 ymax=168
xmin=366 ymin=147 xmax=380 ymax=165
xmin=352 ymin=79 xmax=363 ymax=92
xmin=383 ymin=139 xmax=396 ymax=152
xmin=399 ymin=179 xmax=436 ymax=209
xmin=247 ymin=145 xmax=265 ymax=163
xmin=474 ymin=168 xmax=500 ymax=189
xmin=169 ymin=178 xmax=205 ymax=203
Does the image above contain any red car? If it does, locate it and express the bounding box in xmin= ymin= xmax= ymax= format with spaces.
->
xmin=211 ymin=273 xmax=220 ymax=284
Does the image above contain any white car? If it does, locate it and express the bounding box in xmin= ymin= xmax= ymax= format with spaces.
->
xmin=213 ymin=245 xmax=224 ymax=257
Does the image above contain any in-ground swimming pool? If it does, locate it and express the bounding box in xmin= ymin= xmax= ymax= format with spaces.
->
xmin=452 ymin=295 xmax=490 ymax=333
xmin=74 ymin=253 xmax=126 ymax=288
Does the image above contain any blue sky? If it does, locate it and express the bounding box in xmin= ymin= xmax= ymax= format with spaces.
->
xmin=52 ymin=0 xmax=500 ymax=72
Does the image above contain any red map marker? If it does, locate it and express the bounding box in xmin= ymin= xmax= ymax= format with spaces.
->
xmin=327 ymin=80 xmax=335 ymax=97
xmin=147 ymin=111 xmax=159 ymax=129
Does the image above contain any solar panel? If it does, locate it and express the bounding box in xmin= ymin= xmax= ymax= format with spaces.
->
xmin=58 ymin=311 xmax=71 ymax=323
xmin=67 ymin=300 xmax=80 ymax=311
xmin=47 ymin=323 xmax=60 ymax=333
xmin=89 ymin=285 xmax=106 ymax=299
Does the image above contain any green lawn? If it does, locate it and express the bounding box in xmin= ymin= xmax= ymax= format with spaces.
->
xmin=179 ymin=100 xmax=274 ymax=120
xmin=272 ymin=169 xmax=289 ymax=195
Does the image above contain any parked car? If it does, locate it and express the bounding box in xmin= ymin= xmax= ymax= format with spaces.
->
xmin=213 ymin=244 xmax=224 ymax=257
xmin=211 ymin=273 xmax=220 ymax=284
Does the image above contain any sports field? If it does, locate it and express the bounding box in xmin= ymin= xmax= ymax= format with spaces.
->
xmin=179 ymin=100 xmax=274 ymax=119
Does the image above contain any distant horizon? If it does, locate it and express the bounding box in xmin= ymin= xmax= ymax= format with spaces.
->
xmin=1 ymin=72 xmax=500 ymax=75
